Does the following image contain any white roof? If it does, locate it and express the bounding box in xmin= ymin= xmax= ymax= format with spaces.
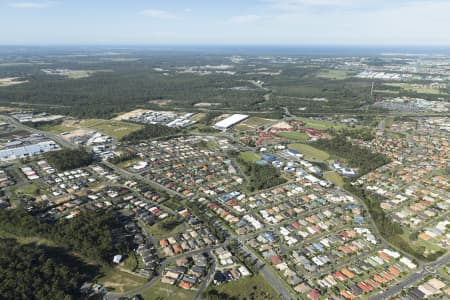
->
xmin=214 ymin=114 xmax=249 ymax=129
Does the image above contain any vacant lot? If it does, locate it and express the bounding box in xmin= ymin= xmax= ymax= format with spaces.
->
xmin=97 ymin=265 xmax=147 ymax=293
xmin=38 ymin=118 xmax=143 ymax=139
xmin=0 ymin=77 xmax=28 ymax=87
xmin=234 ymin=117 xmax=274 ymax=131
xmin=295 ymin=117 xmax=349 ymax=130
xmin=79 ymin=119 xmax=143 ymax=139
xmin=140 ymin=281 xmax=195 ymax=300
xmin=203 ymin=274 xmax=281 ymax=300
xmin=288 ymin=143 xmax=330 ymax=162
xmin=316 ymin=69 xmax=354 ymax=80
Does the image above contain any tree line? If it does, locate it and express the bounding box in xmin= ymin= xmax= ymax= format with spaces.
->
xmin=0 ymin=238 xmax=99 ymax=300
xmin=311 ymin=134 xmax=390 ymax=177
xmin=237 ymin=157 xmax=286 ymax=192
xmin=120 ymin=124 xmax=180 ymax=143
xmin=44 ymin=148 xmax=94 ymax=171
xmin=0 ymin=208 xmax=131 ymax=263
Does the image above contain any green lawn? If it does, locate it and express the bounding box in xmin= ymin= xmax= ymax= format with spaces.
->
xmin=276 ymin=131 xmax=309 ymax=142
xmin=97 ymin=265 xmax=147 ymax=293
xmin=140 ymin=281 xmax=196 ymax=300
xmin=203 ymin=274 xmax=281 ymax=300
xmin=239 ymin=151 xmax=261 ymax=163
xmin=324 ymin=171 xmax=345 ymax=187
xmin=288 ymin=143 xmax=330 ymax=162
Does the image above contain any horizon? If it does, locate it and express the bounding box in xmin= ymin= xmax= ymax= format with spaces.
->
xmin=1 ymin=0 xmax=449 ymax=46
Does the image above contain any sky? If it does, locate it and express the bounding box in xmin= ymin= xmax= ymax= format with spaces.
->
xmin=0 ymin=0 xmax=449 ymax=45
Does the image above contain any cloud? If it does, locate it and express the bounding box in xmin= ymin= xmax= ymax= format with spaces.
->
xmin=228 ymin=14 xmax=263 ymax=24
xmin=140 ymin=9 xmax=178 ymax=19
xmin=8 ymin=1 xmax=56 ymax=8
xmin=268 ymin=0 xmax=356 ymax=10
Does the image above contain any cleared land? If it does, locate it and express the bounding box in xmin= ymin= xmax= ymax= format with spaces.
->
xmin=79 ymin=119 xmax=143 ymax=140
xmin=39 ymin=119 xmax=143 ymax=140
xmin=295 ymin=117 xmax=349 ymax=130
xmin=140 ymin=281 xmax=195 ymax=300
xmin=203 ymin=274 xmax=281 ymax=300
xmin=97 ymin=265 xmax=147 ymax=293
xmin=233 ymin=117 xmax=274 ymax=131
xmin=316 ymin=69 xmax=354 ymax=80
xmin=288 ymin=143 xmax=330 ymax=162
xmin=0 ymin=77 xmax=28 ymax=87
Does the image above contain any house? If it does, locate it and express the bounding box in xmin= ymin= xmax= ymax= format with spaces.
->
xmin=113 ymin=255 xmax=123 ymax=264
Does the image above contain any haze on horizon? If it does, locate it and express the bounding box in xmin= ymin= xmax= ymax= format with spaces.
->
xmin=0 ymin=0 xmax=449 ymax=46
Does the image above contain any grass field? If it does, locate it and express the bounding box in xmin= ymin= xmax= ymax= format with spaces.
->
xmin=288 ymin=143 xmax=330 ymax=162
xmin=97 ymin=265 xmax=147 ymax=293
xmin=140 ymin=220 xmax=184 ymax=239
xmin=37 ymin=123 xmax=77 ymax=134
xmin=189 ymin=112 xmax=207 ymax=122
xmin=295 ymin=117 xmax=349 ymax=131
xmin=79 ymin=119 xmax=143 ymax=139
xmin=140 ymin=281 xmax=196 ymax=300
xmin=324 ymin=171 xmax=345 ymax=187
xmin=234 ymin=117 xmax=274 ymax=131
xmin=373 ymin=89 xmax=399 ymax=95
xmin=37 ymin=118 xmax=143 ymax=139
xmin=316 ymin=69 xmax=354 ymax=80
xmin=276 ymin=131 xmax=309 ymax=142
xmin=203 ymin=274 xmax=281 ymax=300
xmin=385 ymin=117 xmax=395 ymax=129
xmin=239 ymin=151 xmax=261 ymax=163
xmin=10 ymin=183 xmax=41 ymax=202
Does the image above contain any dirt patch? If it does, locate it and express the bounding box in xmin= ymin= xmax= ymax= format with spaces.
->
xmin=0 ymin=77 xmax=28 ymax=87
xmin=113 ymin=109 xmax=153 ymax=121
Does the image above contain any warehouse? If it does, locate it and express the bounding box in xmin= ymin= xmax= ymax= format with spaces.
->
xmin=213 ymin=114 xmax=249 ymax=130
xmin=0 ymin=141 xmax=60 ymax=161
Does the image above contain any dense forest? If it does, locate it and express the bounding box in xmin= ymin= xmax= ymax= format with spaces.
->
xmin=120 ymin=124 xmax=180 ymax=142
xmin=0 ymin=238 xmax=98 ymax=300
xmin=0 ymin=49 xmax=397 ymax=119
xmin=44 ymin=148 xmax=94 ymax=171
xmin=0 ymin=208 xmax=131 ymax=263
xmin=311 ymin=135 xmax=390 ymax=177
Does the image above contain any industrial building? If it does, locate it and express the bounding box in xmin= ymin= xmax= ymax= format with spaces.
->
xmin=0 ymin=141 xmax=60 ymax=161
xmin=213 ymin=114 xmax=249 ymax=130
